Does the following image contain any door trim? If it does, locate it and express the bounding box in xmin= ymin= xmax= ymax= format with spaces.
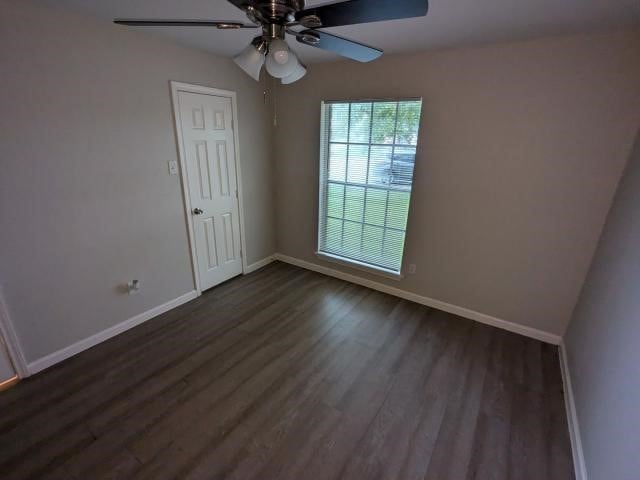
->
xmin=0 ymin=287 xmax=29 ymax=378
xmin=170 ymin=81 xmax=248 ymax=295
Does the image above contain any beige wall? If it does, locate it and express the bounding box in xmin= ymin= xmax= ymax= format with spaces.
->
xmin=274 ymin=30 xmax=640 ymax=336
xmin=564 ymin=131 xmax=640 ymax=480
xmin=0 ymin=0 xmax=275 ymax=362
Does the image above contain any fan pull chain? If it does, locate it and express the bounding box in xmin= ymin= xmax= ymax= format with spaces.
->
xmin=272 ymin=76 xmax=278 ymax=127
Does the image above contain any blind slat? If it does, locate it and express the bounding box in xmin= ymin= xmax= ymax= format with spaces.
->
xmin=318 ymin=99 xmax=423 ymax=273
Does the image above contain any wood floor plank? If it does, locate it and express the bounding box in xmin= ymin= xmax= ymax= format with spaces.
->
xmin=423 ymin=322 xmax=493 ymax=480
xmin=337 ymin=307 xmax=440 ymax=480
xmin=0 ymin=262 xmax=575 ymax=480
xmin=201 ymin=341 xmax=369 ymax=480
xmin=129 ymin=283 xmax=370 ymax=478
xmin=56 ymin=380 xmax=189 ymax=479
xmin=464 ymin=329 xmax=512 ymax=480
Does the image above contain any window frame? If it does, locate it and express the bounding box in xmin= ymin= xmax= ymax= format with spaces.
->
xmin=316 ymin=98 xmax=423 ymax=279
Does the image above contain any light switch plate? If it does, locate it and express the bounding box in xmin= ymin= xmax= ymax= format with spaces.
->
xmin=168 ymin=161 xmax=179 ymax=175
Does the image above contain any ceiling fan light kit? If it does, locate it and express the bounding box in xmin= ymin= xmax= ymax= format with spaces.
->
xmin=233 ymin=36 xmax=268 ymax=81
xmin=264 ymin=38 xmax=300 ymax=79
xmin=114 ymin=0 xmax=429 ymax=85
xmin=281 ymin=61 xmax=307 ymax=85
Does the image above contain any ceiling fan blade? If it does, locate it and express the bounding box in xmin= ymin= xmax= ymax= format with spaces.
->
xmin=114 ymin=19 xmax=258 ymax=29
xmin=296 ymin=30 xmax=382 ymax=62
xmin=296 ymin=0 xmax=428 ymax=28
xmin=226 ymin=0 xmax=251 ymax=10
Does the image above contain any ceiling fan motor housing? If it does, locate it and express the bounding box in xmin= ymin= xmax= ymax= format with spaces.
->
xmin=250 ymin=0 xmax=305 ymax=24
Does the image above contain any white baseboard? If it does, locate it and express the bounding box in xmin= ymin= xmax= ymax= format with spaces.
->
xmin=244 ymin=255 xmax=275 ymax=274
xmin=559 ymin=342 xmax=588 ymax=480
xmin=27 ymin=290 xmax=198 ymax=375
xmin=273 ymin=253 xmax=561 ymax=345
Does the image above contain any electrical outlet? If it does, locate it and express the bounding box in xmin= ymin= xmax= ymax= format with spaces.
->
xmin=127 ymin=279 xmax=141 ymax=295
xmin=408 ymin=264 xmax=417 ymax=274
xmin=168 ymin=160 xmax=179 ymax=176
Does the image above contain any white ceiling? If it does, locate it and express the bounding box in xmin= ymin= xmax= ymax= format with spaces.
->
xmin=38 ymin=0 xmax=640 ymax=63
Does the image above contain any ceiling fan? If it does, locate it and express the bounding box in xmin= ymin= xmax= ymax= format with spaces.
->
xmin=114 ymin=0 xmax=429 ymax=84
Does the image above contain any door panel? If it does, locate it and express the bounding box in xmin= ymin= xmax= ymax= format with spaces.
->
xmin=202 ymin=217 xmax=218 ymax=269
xmin=221 ymin=212 xmax=235 ymax=262
xmin=216 ymin=141 xmax=231 ymax=197
xmin=178 ymin=91 xmax=243 ymax=291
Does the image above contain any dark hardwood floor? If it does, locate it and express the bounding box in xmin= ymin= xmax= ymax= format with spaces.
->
xmin=0 ymin=261 xmax=575 ymax=479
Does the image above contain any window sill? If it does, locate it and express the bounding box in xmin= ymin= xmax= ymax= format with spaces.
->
xmin=315 ymin=252 xmax=404 ymax=281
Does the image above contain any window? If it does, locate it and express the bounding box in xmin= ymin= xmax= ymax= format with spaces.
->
xmin=317 ymin=99 xmax=423 ymax=276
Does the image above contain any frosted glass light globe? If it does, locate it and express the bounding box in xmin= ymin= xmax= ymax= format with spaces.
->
xmin=233 ymin=43 xmax=265 ymax=81
xmin=265 ymin=39 xmax=297 ymax=79
xmin=282 ymin=62 xmax=307 ymax=84
xmin=272 ymin=43 xmax=289 ymax=64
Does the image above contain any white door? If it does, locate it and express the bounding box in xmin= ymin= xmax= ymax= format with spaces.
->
xmin=177 ymin=91 xmax=243 ymax=291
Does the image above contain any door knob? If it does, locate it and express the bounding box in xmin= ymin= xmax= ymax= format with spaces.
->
xmin=192 ymin=208 xmax=204 ymax=215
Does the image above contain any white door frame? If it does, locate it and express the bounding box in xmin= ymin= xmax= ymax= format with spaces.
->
xmin=0 ymin=287 xmax=29 ymax=378
xmin=170 ymin=81 xmax=249 ymax=295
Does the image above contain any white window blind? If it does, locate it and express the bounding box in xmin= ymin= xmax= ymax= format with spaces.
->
xmin=318 ymin=99 xmax=423 ymax=275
